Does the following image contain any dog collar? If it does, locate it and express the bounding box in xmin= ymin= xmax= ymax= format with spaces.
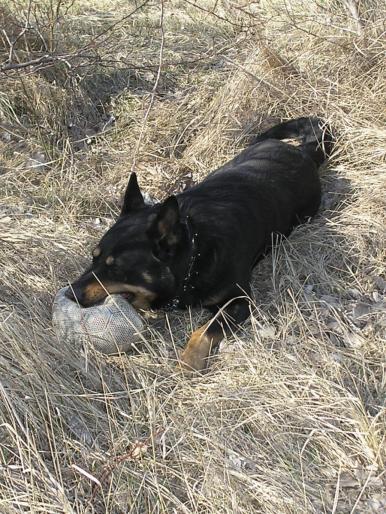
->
xmin=163 ymin=216 xmax=200 ymax=310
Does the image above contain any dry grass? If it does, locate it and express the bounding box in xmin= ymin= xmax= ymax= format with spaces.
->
xmin=0 ymin=0 xmax=385 ymax=512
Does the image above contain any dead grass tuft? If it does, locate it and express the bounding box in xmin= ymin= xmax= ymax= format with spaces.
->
xmin=0 ymin=0 xmax=385 ymax=512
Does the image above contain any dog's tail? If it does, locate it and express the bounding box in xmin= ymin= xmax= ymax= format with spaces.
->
xmin=252 ymin=116 xmax=335 ymax=167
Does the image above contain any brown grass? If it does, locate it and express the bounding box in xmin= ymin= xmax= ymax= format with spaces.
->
xmin=0 ymin=0 xmax=385 ymax=512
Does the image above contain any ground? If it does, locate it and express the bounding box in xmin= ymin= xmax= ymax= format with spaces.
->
xmin=0 ymin=0 xmax=385 ymax=513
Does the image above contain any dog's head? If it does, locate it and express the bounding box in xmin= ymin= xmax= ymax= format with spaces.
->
xmin=67 ymin=173 xmax=186 ymax=309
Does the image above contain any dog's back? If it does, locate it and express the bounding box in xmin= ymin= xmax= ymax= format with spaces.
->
xmin=178 ymin=117 xmax=333 ymax=247
xmin=250 ymin=116 xmax=334 ymax=167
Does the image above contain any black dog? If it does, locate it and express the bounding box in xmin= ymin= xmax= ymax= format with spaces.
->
xmin=67 ymin=116 xmax=333 ymax=371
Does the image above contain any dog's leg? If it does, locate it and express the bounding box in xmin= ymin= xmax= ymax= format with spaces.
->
xmin=178 ymin=297 xmax=250 ymax=373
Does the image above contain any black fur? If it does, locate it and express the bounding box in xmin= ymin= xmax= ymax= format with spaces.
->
xmin=67 ymin=116 xmax=334 ymax=363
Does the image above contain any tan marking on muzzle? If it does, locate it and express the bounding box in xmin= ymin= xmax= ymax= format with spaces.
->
xmin=82 ymin=280 xmax=156 ymax=310
xmin=83 ymin=281 xmax=108 ymax=304
xmin=124 ymin=285 xmax=156 ymax=310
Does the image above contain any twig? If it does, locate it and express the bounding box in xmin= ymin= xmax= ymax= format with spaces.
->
xmin=1 ymin=54 xmax=55 ymax=71
xmin=89 ymin=427 xmax=165 ymax=502
xmin=0 ymin=0 xmax=150 ymax=74
xmin=183 ymin=0 xmax=245 ymax=28
xmin=281 ymin=0 xmax=348 ymax=50
xmin=343 ymin=0 xmax=363 ymax=35
xmin=80 ymin=0 xmax=151 ymax=52
xmin=221 ymin=55 xmax=284 ymax=97
xmin=130 ymin=0 xmax=165 ymax=173
xmin=8 ymin=0 xmax=33 ymax=64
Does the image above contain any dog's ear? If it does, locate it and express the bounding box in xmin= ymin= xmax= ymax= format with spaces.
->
xmin=147 ymin=196 xmax=181 ymax=260
xmin=120 ymin=173 xmax=145 ymax=215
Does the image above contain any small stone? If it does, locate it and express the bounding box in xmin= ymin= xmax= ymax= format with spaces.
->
xmin=339 ymin=472 xmax=359 ymax=488
xmin=0 ymin=131 xmax=11 ymax=142
xmin=352 ymin=302 xmax=372 ymax=320
xmin=67 ymin=414 xmax=93 ymax=446
xmin=374 ymin=301 xmax=386 ymax=312
xmin=347 ymin=288 xmax=362 ymax=299
xmin=372 ymin=291 xmax=382 ymax=303
xmin=331 ymin=352 xmax=344 ymax=363
xmin=343 ymin=331 xmax=364 ymax=348
xmin=325 ymin=317 xmax=341 ymax=331
xmin=304 ymin=284 xmax=314 ymax=295
xmin=366 ymin=464 xmax=379 ymax=472
xmin=320 ymin=295 xmax=340 ymax=307
xmin=372 ymin=276 xmax=386 ymax=293
xmin=364 ymin=495 xmax=386 ymax=513
xmin=131 ymin=441 xmax=148 ymax=459
xmin=256 ymin=325 xmax=276 ymax=339
xmin=143 ymin=71 xmax=155 ymax=82
xmin=25 ymin=152 xmax=48 ymax=171
xmin=328 ymin=333 xmax=341 ymax=346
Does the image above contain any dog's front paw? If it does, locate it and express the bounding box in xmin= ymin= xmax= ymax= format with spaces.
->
xmin=176 ymin=325 xmax=212 ymax=374
xmin=177 ymin=346 xmax=208 ymax=373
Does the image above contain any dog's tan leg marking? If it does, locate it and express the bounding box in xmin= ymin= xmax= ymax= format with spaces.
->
xmin=178 ymin=323 xmax=223 ymax=373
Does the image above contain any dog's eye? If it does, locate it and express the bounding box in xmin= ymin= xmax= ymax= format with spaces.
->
xmin=92 ymin=246 xmax=101 ymax=259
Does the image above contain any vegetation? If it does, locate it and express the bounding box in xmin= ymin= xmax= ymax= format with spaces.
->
xmin=0 ymin=0 xmax=385 ymax=512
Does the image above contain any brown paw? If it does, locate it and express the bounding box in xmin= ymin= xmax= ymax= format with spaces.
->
xmin=177 ymin=345 xmax=208 ymax=373
xmin=176 ymin=323 xmax=217 ymax=374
